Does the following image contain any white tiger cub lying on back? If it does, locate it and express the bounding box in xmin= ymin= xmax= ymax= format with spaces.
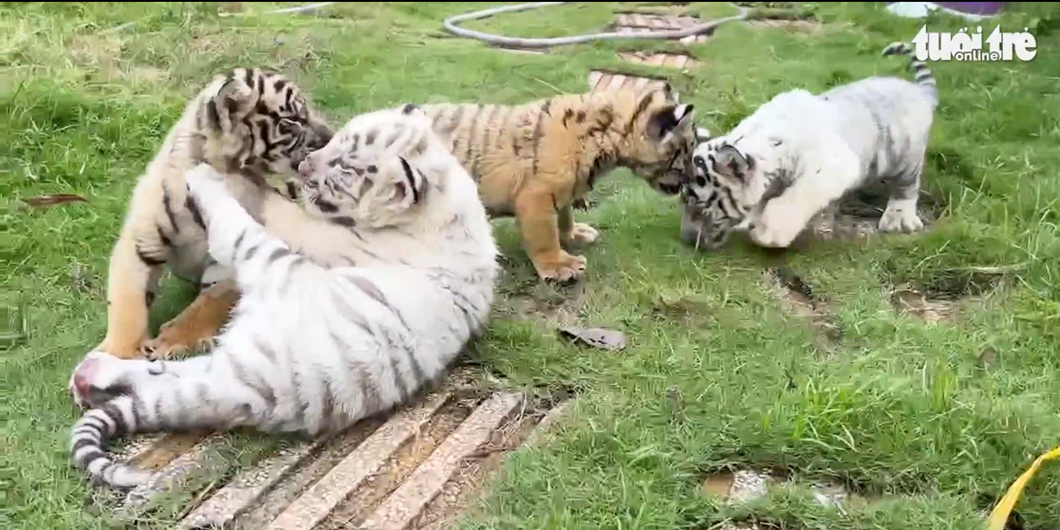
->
xmin=67 ymin=104 xmax=499 ymax=490
xmin=680 ymin=42 xmax=939 ymax=250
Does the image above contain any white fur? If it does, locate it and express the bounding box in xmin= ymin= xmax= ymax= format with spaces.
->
xmin=681 ymin=52 xmax=938 ymax=250
xmin=68 ymin=105 xmax=500 ymax=489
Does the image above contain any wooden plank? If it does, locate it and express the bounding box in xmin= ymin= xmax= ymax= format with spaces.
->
xmin=263 ymin=393 xmax=451 ymax=530
xmin=358 ymin=393 xmax=524 ymax=530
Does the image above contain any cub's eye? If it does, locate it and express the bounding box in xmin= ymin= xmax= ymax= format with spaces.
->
xmin=278 ymin=118 xmax=301 ymax=135
xmin=696 ymin=175 xmax=708 ymax=187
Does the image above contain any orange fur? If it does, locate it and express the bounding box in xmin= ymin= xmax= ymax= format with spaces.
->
xmin=422 ymin=84 xmax=696 ymax=282
xmin=95 ymin=68 xmax=332 ymax=361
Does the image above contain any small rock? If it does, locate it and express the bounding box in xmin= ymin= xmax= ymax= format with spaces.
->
xmin=728 ymin=470 xmax=771 ymax=503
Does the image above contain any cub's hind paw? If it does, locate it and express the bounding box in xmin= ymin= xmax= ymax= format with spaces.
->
xmin=69 ymin=351 xmax=143 ymax=409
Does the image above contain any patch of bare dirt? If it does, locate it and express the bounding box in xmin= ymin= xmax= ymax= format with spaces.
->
xmin=764 ymin=267 xmax=842 ymax=347
xmin=890 ymin=284 xmax=958 ymax=324
xmin=496 ymin=277 xmax=587 ymax=328
xmin=807 ymin=181 xmax=947 ymax=243
xmin=888 ymin=265 xmax=1010 ymax=325
xmin=700 ymin=466 xmax=886 ymax=520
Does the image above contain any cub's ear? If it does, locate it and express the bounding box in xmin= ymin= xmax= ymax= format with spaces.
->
xmin=713 ymin=144 xmax=754 ymax=181
xmin=662 ymin=82 xmax=681 ymax=103
xmin=206 ymin=72 xmax=257 ymax=134
xmin=695 ymin=127 xmax=712 ymax=143
xmin=648 ymin=103 xmax=695 ymax=143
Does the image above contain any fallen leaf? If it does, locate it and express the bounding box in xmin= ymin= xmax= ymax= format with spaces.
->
xmin=23 ymin=194 xmax=88 ymax=207
xmin=558 ymin=326 xmax=627 ymax=351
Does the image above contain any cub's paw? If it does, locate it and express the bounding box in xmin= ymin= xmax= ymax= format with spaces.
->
xmin=750 ymin=201 xmax=807 ymax=249
xmin=567 ymin=222 xmax=599 ymax=245
xmin=534 ymin=252 xmax=588 ymax=284
xmin=879 ymin=206 xmax=924 ymax=234
xmin=69 ymin=351 xmax=154 ymax=409
xmin=141 ymin=332 xmax=216 ymax=361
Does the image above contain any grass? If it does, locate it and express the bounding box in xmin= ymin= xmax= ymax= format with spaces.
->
xmin=3 ymin=1 xmax=1060 ymax=529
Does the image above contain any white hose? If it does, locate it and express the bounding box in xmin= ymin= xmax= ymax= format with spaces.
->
xmin=443 ymin=2 xmax=752 ymax=49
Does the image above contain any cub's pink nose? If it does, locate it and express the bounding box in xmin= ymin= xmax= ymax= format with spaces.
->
xmin=297 ymin=159 xmax=314 ymax=178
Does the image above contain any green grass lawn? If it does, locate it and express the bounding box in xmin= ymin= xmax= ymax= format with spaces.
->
xmin=4 ymin=2 xmax=1060 ymax=529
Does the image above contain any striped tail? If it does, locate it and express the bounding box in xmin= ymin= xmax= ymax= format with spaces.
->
xmin=70 ymin=397 xmax=152 ymax=490
xmin=882 ymin=41 xmax=938 ymax=106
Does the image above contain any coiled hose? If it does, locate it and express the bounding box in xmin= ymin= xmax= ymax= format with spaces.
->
xmin=442 ymin=2 xmax=751 ymax=49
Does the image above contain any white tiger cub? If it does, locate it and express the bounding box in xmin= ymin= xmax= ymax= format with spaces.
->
xmin=680 ymin=42 xmax=939 ymax=250
xmin=66 ymin=104 xmax=500 ymax=490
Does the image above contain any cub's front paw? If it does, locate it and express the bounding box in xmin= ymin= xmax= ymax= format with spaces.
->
xmin=750 ymin=200 xmax=808 ymax=249
xmin=879 ymin=205 xmax=924 ymax=234
xmin=566 ymin=222 xmax=599 ymax=245
xmin=534 ymin=251 xmax=588 ymax=284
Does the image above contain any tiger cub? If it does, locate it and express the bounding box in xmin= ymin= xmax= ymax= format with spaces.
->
xmin=92 ymin=67 xmax=333 ymax=364
xmin=680 ymin=42 xmax=939 ymax=250
xmin=421 ymin=83 xmax=696 ymax=283
xmin=67 ymin=104 xmax=500 ymax=490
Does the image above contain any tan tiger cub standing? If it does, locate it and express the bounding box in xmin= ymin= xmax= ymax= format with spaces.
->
xmin=91 ymin=67 xmax=333 ymax=365
xmin=421 ymin=84 xmax=696 ymax=283
xmin=68 ymin=104 xmax=500 ymax=489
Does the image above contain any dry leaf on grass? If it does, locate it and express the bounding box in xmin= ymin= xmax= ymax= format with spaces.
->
xmin=558 ymin=327 xmax=627 ymax=351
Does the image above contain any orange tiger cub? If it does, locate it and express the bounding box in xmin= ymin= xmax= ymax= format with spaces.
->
xmin=91 ymin=67 xmax=333 ymax=364
xmin=421 ymin=83 xmax=696 ymax=283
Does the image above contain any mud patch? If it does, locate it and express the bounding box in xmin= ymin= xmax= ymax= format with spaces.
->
xmin=616 ymin=51 xmax=699 ymax=69
xmin=765 ymin=267 xmax=842 ymax=347
xmin=497 ymin=278 xmax=587 ymax=328
xmin=700 ymin=467 xmax=884 ymax=516
xmin=889 ymin=265 xmax=1005 ymax=325
xmin=587 ymin=69 xmax=670 ymax=94
xmin=890 ymin=284 xmax=958 ymax=325
xmin=807 ymin=179 xmax=947 ymax=242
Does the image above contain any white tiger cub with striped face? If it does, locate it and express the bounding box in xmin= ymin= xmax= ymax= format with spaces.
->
xmin=67 ymin=104 xmax=499 ymax=490
xmin=680 ymin=42 xmax=939 ymax=250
